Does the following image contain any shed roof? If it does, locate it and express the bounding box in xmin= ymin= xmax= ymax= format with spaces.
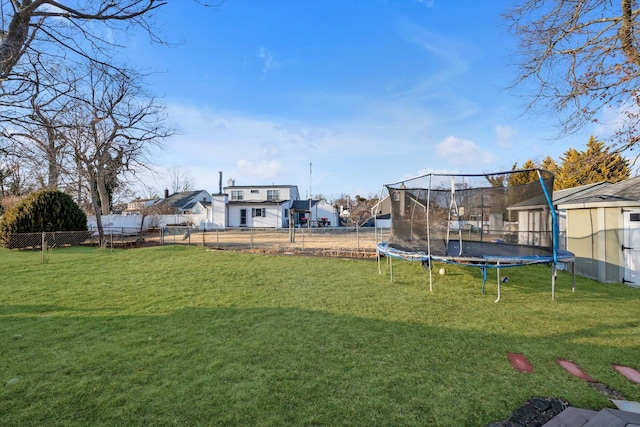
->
xmin=508 ymin=180 xmax=623 ymax=211
xmin=557 ymin=176 xmax=640 ymax=208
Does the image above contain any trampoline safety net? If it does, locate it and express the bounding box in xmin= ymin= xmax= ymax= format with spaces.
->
xmin=383 ymin=169 xmax=560 ymax=262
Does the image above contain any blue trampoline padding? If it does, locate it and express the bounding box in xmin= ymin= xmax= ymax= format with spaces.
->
xmin=377 ymin=241 xmax=575 ymax=267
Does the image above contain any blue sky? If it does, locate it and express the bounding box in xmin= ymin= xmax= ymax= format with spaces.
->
xmin=124 ymin=0 xmax=598 ymax=201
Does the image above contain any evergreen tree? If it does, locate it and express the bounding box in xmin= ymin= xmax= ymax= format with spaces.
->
xmin=0 ymin=189 xmax=87 ymax=247
xmin=555 ymin=136 xmax=630 ymax=189
xmin=486 ymin=174 xmax=507 ymax=187
xmin=508 ymin=160 xmax=539 ymax=186
xmin=511 ymin=137 xmax=630 ymax=190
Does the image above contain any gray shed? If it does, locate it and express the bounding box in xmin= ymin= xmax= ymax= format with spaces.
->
xmin=557 ymin=176 xmax=640 ymax=285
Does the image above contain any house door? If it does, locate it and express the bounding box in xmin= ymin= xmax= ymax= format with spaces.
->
xmin=623 ymin=209 xmax=640 ymax=284
xmin=240 ymin=209 xmax=247 ymax=227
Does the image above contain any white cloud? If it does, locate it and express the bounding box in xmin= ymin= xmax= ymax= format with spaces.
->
xmin=435 ymin=136 xmax=497 ymax=164
xmin=416 ymin=0 xmax=435 ymax=7
xmin=495 ymin=125 xmax=516 ymax=148
xmin=591 ymin=103 xmax=640 ymax=141
xmin=237 ymin=159 xmax=285 ymax=179
xmin=398 ymin=19 xmax=472 ymax=88
xmin=258 ymin=47 xmax=280 ymax=74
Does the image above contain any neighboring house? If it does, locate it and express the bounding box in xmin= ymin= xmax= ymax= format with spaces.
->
xmin=291 ymin=199 xmax=339 ymax=227
xmin=115 ymin=180 xmax=341 ymax=230
xmin=556 ymin=176 xmax=640 ymax=286
xmin=154 ymin=189 xmax=212 ymax=215
xmin=222 ymin=179 xmax=340 ymax=228
xmin=203 ymin=191 xmax=228 ymax=229
xmin=368 ymin=194 xmax=391 ymax=228
xmin=124 ymin=198 xmax=161 ymax=215
xmin=224 ymin=180 xmax=300 ymax=228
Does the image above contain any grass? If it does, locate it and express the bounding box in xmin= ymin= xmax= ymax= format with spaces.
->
xmin=1 ymin=246 xmax=639 ymax=426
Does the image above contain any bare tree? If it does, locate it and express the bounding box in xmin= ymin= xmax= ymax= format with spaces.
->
xmin=66 ymin=63 xmax=174 ymax=245
xmin=0 ymin=0 xmax=166 ymax=82
xmin=0 ymin=153 xmax=32 ymax=195
xmin=168 ymin=165 xmax=195 ymax=193
xmin=506 ymin=0 xmax=640 ymax=150
xmin=0 ymin=53 xmax=77 ymax=188
xmin=137 ymin=198 xmax=176 ymax=234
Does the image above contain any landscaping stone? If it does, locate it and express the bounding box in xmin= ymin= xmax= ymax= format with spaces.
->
xmin=487 ymin=397 xmax=569 ymax=427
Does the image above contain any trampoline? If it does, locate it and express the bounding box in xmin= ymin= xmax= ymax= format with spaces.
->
xmin=376 ymin=169 xmax=576 ymax=301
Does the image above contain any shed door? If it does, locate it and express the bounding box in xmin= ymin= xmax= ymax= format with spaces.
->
xmin=623 ymin=209 xmax=640 ymax=284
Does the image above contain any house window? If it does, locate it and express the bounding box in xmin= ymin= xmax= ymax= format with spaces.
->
xmin=251 ymin=189 xmax=259 ymax=194
xmin=631 ymin=213 xmax=640 ymax=222
xmin=267 ymin=190 xmax=279 ymax=201
xmin=252 ymin=208 xmax=266 ymax=217
xmin=231 ymin=190 xmax=243 ymax=201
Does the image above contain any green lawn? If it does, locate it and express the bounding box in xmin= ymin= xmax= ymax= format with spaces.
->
xmin=1 ymin=246 xmax=639 ymax=426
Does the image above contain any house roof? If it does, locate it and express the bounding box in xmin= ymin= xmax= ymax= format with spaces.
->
xmin=557 ymin=176 xmax=640 ymax=208
xmin=508 ymin=181 xmax=612 ymax=210
xmin=291 ymin=200 xmax=324 ymax=211
xmin=155 ymin=190 xmax=209 ymax=209
xmin=552 ymin=182 xmax=611 ymax=204
xmin=183 ymin=200 xmax=211 ymax=209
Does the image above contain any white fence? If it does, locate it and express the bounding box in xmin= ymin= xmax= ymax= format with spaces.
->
xmin=87 ymin=213 xmax=208 ymax=231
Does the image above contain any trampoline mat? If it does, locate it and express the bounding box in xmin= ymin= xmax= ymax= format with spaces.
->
xmin=384 ymin=239 xmax=574 ymax=262
xmin=447 ymin=240 xmax=553 ymax=258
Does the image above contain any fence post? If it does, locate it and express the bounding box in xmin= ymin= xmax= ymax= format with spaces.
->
xmin=41 ymin=231 xmax=45 ymax=264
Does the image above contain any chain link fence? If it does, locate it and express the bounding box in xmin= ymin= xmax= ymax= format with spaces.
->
xmin=2 ymin=230 xmax=93 ymax=250
xmin=3 ymin=226 xmax=390 ymax=259
xmin=157 ymin=226 xmax=389 ymax=258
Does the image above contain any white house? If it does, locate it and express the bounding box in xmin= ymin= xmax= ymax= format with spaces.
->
xmin=224 ymin=180 xmax=300 ymax=228
xmin=203 ymin=192 xmax=228 ymax=229
xmin=220 ymin=179 xmax=340 ymax=228
xmin=291 ymin=199 xmax=339 ymax=227
xmin=116 ymin=180 xmax=340 ymax=230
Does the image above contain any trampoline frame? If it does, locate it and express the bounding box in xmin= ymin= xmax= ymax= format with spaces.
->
xmin=376 ymin=169 xmax=576 ymax=302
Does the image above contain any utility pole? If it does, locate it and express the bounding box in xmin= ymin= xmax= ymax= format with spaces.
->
xmin=308 ymin=162 xmax=312 ymax=229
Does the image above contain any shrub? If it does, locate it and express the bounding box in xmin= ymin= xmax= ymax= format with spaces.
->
xmin=0 ymin=189 xmax=87 ymax=248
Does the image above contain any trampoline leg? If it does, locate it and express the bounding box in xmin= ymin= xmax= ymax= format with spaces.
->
xmin=481 ymin=266 xmax=487 ymax=294
xmin=390 ymin=256 xmax=393 ymax=282
xmin=495 ymin=262 xmax=501 ymax=303
xmin=571 ymin=262 xmax=576 ymax=293
xmin=552 ymin=263 xmax=557 ymax=300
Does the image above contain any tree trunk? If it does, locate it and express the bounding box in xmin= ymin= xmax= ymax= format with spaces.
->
xmin=618 ymin=0 xmax=640 ymax=67
xmin=46 ymin=126 xmax=59 ymax=188
xmin=88 ymin=176 xmax=105 ymax=246
xmin=0 ymin=2 xmax=33 ymax=79
xmin=96 ymin=174 xmax=110 ymax=215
